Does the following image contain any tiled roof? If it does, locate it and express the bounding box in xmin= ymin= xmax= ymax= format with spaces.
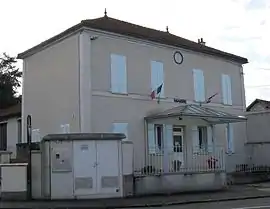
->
xmin=246 ymin=98 xmax=270 ymax=111
xmin=18 ymin=16 xmax=248 ymax=64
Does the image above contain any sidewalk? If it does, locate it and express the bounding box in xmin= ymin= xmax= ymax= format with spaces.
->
xmin=1 ymin=184 xmax=270 ymax=208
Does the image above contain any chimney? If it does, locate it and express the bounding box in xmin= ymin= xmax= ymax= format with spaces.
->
xmin=198 ymin=38 xmax=206 ymax=45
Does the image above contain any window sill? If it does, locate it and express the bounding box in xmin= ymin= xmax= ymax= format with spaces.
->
xmin=110 ymin=91 xmax=128 ymax=96
xmin=222 ymin=103 xmax=233 ymax=106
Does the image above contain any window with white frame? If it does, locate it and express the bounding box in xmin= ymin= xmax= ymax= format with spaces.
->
xmin=110 ymin=54 xmax=127 ymax=94
xmin=193 ymin=69 xmax=205 ymax=102
xmin=222 ymin=74 xmax=232 ymax=105
xmin=198 ymin=126 xmax=208 ymax=151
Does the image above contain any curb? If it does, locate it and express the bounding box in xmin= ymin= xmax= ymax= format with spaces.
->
xmin=96 ymin=194 xmax=270 ymax=208
xmin=2 ymin=194 xmax=270 ymax=208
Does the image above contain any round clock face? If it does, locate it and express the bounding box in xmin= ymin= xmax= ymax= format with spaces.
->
xmin=173 ymin=51 xmax=184 ymax=65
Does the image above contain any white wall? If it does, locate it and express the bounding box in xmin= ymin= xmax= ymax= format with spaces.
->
xmin=5 ymin=117 xmax=21 ymax=159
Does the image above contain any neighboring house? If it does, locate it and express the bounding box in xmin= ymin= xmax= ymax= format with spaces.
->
xmin=18 ymin=14 xmax=248 ymax=194
xmin=246 ymin=98 xmax=270 ymax=112
xmin=245 ymin=99 xmax=270 ymax=166
xmin=0 ymin=103 xmax=22 ymax=158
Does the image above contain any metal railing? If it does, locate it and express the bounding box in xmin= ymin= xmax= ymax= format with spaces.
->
xmin=134 ymin=145 xmax=225 ymax=176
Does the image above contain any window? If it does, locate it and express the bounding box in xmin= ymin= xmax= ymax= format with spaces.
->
xmin=113 ymin=123 xmax=128 ymax=141
xmin=222 ymin=74 xmax=232 ymax=105
xmin=151 ymin=61 xmax=164 ymax=97
xmin=0 ymin=122 xmax=7 ymax=150
xmin=173 ymin=126 xmax=183 ymax=152
xmin=17 ymin=119 xmax=22 ymax=143
xmin=110 ymin=54 xmax=127 ymax=94
xmin=198 ymin=126 xmax=208 ymax=151
xmin=154 ymin=124 xmax=163 ymax=151
xmin=193 ymin=69 xmax=205 ymax=102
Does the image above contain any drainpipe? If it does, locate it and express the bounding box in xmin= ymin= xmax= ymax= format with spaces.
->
xmin=26 ymin=115 xmax=32 ymax=200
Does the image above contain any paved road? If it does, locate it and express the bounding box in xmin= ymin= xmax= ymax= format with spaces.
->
xmin=122 ymin=197 xmax=270 ymax=209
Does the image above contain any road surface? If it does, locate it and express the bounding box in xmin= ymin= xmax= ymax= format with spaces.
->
xmin=122 ymin=197 xmax=270 ymax=209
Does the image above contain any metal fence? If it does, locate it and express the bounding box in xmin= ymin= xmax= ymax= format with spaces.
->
xmin=134 ymin=145 xmax=225 ymax=176
xmin=235 ymin=164 xmax=270 ymax=173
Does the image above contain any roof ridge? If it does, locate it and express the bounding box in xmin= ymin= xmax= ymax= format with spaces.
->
xmin=18 ymin=15 xmax=248 ymax=64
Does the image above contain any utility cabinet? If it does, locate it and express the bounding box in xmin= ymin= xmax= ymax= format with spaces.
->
xmin=41 ymin=133 xmax=133 ymax=199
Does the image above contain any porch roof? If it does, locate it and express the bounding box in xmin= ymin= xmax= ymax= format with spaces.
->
xmin=145 ymin=104 xmax=247 ymax=124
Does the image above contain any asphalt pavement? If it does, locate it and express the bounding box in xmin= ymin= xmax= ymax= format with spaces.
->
xmin=122 ymin=197 xmax=270 ymax=209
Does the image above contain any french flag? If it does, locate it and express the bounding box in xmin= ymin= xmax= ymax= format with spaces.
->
xmin=150 ymin=83 xmax=163 ymax=99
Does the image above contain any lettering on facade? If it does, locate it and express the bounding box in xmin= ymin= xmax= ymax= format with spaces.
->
xmin=173 ymin=98 xmax=187 ymax=104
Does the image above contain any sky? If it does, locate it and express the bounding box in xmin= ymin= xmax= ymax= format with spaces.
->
xmin=1 ymin=0 xmax=270 ymax=106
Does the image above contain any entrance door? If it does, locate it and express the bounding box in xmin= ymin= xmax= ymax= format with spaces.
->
xmin=96 ymin=140 xmax=120 ymax=195
xmin=172 ymin=125 xmax=184 ymax=169
xmin=73 ymin=141 xmax=97 ymax=196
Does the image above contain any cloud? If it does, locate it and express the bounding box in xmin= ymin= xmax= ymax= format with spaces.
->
xmin=245 ymin=0 xmax=269 ymax=10
xmin=0 ymin=0 xmax=269 ymax=104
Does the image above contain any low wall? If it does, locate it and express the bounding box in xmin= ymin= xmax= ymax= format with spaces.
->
xmin=134 ymin=172 xmax=227 ymax=195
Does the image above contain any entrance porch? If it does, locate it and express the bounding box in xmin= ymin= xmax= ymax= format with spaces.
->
xmin=134 ymin=104 xmax=246 ymax=176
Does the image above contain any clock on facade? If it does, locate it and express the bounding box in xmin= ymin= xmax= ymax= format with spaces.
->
xmin=173 ymin=51 xmax=184 ymax=65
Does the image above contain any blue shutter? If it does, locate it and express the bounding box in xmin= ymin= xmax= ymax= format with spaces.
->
xmin=226 ymin=75 xmax=232 ymax=105
xmin=147 ymin=123 xmax=156 ymax=154
xmin=193 ymin=69 xmax=205 ymax=102
xmin=222 ymin=74 xmax=228 ymax=104
xmin=110 ymin=54 xmax=127 ymax=94
xmin=227 ymin=123 xmax=234 ymax=153
xmin=113 ymin=123 xmax=128 ymax=140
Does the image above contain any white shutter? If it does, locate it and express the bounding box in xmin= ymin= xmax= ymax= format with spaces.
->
xmin=151 ymin=61 xmax=164 ymax=97
xmin=227 ymin=123 xmax=234 ymax=153
xmin=157 ymin=62 xmax=164 ymax=97
xmin=207 ymin=126 xmax=213 ymax=153
xmin=222 ymin=74 xmax=228 ymax=104
xmin=111 ymin=54 xmax=119 ymax=93
xmin=193 ymin=69 xmax=200 ymax=102
xmin=164 ymin=125 xmax=173 ymax=152
xmin=199 ymin=70 xmax=205 ymax=101
xmin=163 ymin=124 xmax=173 ymax=173
xmin=191 ymin=125 xmax=199 ymax=153
xmin=226 ymin=75 xmax=232 ymax=105
xmin=193 ymin=69 xmax=205 ymax=102
xmin=147 ymin=123 xmax=156 ymax=154
xmin=151 ymin=61 xmax=158 ymax=91
xmin=113 ymin=123 xmax=128 ymax=140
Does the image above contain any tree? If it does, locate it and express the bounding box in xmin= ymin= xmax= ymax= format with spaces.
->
xmin=0 ymin=53 xmax=22 ymax=109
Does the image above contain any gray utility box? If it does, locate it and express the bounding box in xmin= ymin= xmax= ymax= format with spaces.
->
xmin=40 ymin=133 xmax=134 ymax=200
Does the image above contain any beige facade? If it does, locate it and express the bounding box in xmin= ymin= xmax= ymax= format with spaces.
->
xmin=21 ymin=27 xmax=247 ymax=172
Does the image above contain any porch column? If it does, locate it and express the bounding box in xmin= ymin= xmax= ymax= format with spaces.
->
xmin=163 ymin=124 xmax=173 ymax=173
